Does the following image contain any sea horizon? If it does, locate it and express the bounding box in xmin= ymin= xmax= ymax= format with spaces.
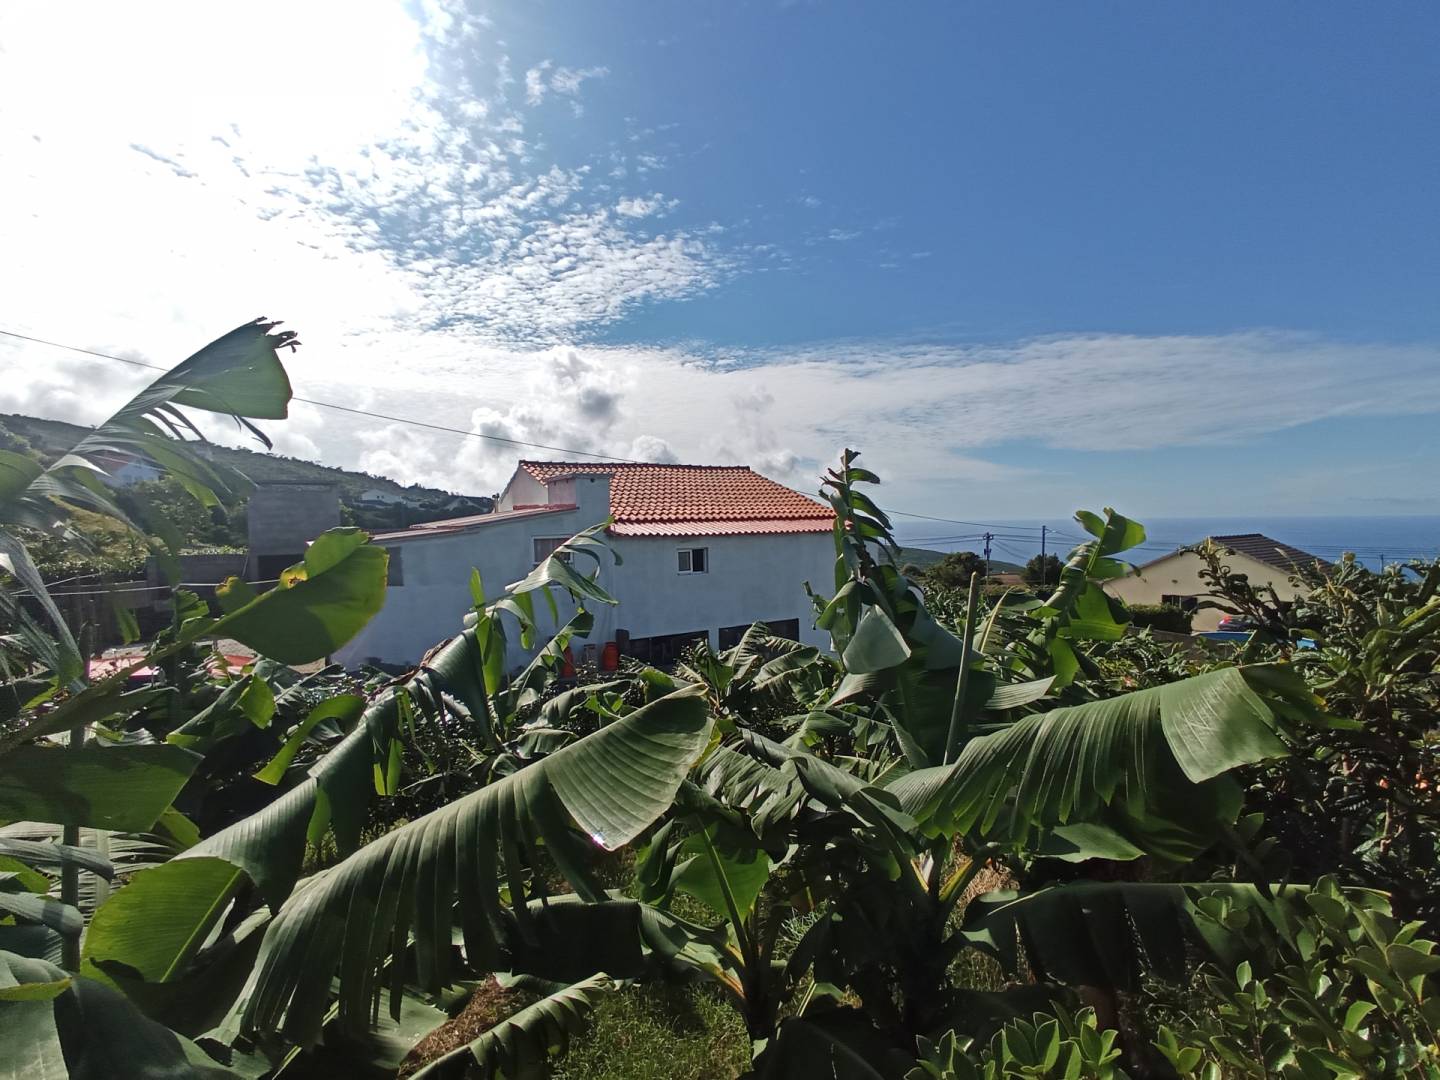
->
xmin=892 ymin=514 xmax=1440 ymax=574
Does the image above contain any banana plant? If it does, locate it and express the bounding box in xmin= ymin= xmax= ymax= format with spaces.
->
xmin=56 ymin=526 xmax=697 ymax=1076
xmin=0 ymin=319 xmax=298 ymax=684
xmin=0 ymin=322 xmax=396 ymax=979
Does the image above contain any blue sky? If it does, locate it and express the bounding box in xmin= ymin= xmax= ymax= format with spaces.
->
xmin=1 ymin=2 xmax=1437 ymax=518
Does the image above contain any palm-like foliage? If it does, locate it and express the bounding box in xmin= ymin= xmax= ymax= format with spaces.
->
xmin=5 ymin=378 xmax=1412 ymax=1080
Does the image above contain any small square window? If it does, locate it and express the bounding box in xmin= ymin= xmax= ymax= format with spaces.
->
xmin=533 ymin=537 xmax=573 ymax=566
xmin=678 ymin=547 xmax=708 ymax=574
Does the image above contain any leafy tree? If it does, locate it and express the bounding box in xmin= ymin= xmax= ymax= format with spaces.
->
xmin=123 ymin=476 xmax=246 ymax=549
xmin=22 ymin=506 xmax=152 ymax=578
xmin=1023 ymin=552 xmax=1062 ymax=589
xmin=929 ymin=550 xmax=985 ymax=588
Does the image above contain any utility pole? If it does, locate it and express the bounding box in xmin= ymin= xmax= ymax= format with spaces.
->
xmin=1040 ymin=524 xmax=1047 ymax=562
xmin=983 ymin=531 xmax=993 ymax=578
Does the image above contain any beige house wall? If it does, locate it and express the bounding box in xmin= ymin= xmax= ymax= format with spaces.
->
xmin=1102 ymin=550 xmax=1310 ymax=631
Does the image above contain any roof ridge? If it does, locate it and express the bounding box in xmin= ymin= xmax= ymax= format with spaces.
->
xmin=520 ymin=460 xmax=755 ymax=470
xmin=512 ymin=460 xmax=833 ymax=527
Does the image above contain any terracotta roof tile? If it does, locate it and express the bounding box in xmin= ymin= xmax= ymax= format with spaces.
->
xmin=520 ymin=461 xmax=833 ymax=536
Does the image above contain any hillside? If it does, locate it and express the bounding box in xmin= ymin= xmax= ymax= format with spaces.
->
xmin=0 ymin=413 xmax=492 ymax=529
xmin=892 ymin=545 xmax=1024 ymax=574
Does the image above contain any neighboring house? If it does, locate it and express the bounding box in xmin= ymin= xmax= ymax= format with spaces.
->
xmin=93 ymin=451 xmax=162 ymax=487
xmin=334 ymin=461 xmax=836 ymax=670
xmin=247 ymin=483 xmax=342 ymax=581
xmin=356 ymin=488 xmax=414 ymax=506
xmin=1103 ymin=532 xmax=1329 ymax=631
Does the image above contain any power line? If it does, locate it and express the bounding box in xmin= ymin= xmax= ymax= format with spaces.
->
xmin=888 ymin=508 xmax=1048 ymax=532
xmin=0 ymin=328 xmax=638 ymax=464
xmin=0 ymin=326 xmax=1097 ymax=537
xmin=6 ymin=327 xmax=1438 ymax=560
xmin=20 ymin=579 xmax=281 ymax=599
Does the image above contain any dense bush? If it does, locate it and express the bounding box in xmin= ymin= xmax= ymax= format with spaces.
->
xmin=1126 ymin=602 xmax=1193 ymax=633
xmin=1023 ymin=552 xmax=1062 ymax=588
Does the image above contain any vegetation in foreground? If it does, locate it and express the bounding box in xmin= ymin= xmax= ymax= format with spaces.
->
xmin=1 ymin=321 xmax=1437 ymax=1079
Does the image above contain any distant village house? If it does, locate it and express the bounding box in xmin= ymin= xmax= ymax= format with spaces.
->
xmin=1104 ymin=532 xmax=1328 ymax=631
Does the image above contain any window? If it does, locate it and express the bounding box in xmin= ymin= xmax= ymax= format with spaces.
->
xmin=1161 ymin=593 xmax=1198 ymax=612
xmin=532 ymin=537 xmax=573 ymax=566
xmin=386 ymin=547 xmax=404 ymax=586
xmin=677 ymin=547 xmax=708 ymax=574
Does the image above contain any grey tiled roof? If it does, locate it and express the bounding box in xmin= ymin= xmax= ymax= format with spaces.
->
xmin=1209 ymin=533 xmax=1330 ymax=572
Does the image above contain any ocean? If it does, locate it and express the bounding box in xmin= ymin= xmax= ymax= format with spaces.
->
xmin=891 ymin=516 xmax=1440 ymax=574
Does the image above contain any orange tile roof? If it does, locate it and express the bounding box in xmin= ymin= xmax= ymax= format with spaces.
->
xmin=519 ymin=461 xmax=833 ymax=536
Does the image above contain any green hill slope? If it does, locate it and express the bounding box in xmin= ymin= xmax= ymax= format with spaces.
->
xmin=892 ymin=545 xmax=1024 ymax=574
xmin=0 ymin=413 xmax=492 ymax=531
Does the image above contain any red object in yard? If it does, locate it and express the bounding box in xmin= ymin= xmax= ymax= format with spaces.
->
xmin=600 ymin=642 xmax=619 ymax=672
xmin=88 ymin=652 xmax=253 ymax=688
xmin=562 ymin=646 xmax=575 ymax=678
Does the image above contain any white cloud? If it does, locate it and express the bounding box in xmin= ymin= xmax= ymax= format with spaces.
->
xmin=4 ymin=3 xmax=1440 ymax=523
xmin=524 ymin=61 xmax=552 ymax=106
xmin=525 ymin=61 xmax=607 ymax=114
xmin=0 ymin=3 xmax=727 ymax=361
xmin=629 ymin=434 xmax=678 ymax=463
xmin=615 ymin=194 xmax=676 ymax=218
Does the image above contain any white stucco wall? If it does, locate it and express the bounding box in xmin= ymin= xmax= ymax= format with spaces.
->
xmin=496 ymin=470 xmax=549 ymax=510
xmin=603 ymin=532 xmax=834 ymax=652
xmin=336 ymin=470 xmax=834 ymax=669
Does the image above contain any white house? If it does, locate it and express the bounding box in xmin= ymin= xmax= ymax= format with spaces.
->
xmin=94 ymin=451 xmax=163 ymax=488
xmin=334 ymin=461 xmax=836 ymax=670
xmin=1103 ymin=532 xmax=1328 ymax=631
xmin=356 ymin=488 xmax=415 ymax=506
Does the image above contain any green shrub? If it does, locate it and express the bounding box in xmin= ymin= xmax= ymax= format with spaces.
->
xmin=1127 ymin=603 xmax=1192 ymax=633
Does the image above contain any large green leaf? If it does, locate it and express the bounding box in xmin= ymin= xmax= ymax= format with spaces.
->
xmin=757 ymin=1009 xmax=912 ymax=1079
xmin=667 ymin=824 xmax=773 ymax=922
xmin=0 ymin=836 xmax=115 ymax=880
xmin=81 ymin=693 xmax=397 ymax=988
xmin=0 ymin=949 xmax=236 ymax=1079
xmin=236 ymin=685 xmax=712 ymax=1044
xmin=887 ymin=666 xmax=1295 ymax=853
xmin=843 ymin=608 xmax=911 ymax=673
xmin=211 ymin=529 xmax=388 ymax=664
xmin=110 ymin=318 xmax=293 ymax=424
xmin=409 ymin=973 xmax=614 ymax=1080
xmin=0 ymin=743 xmax=200 ymax=831
xmin=1022 ymin=508 xmax=1145 ymax=687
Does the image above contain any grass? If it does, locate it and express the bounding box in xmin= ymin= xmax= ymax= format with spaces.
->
xmin=550 ymin=983 xmax=750 ymax=1080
